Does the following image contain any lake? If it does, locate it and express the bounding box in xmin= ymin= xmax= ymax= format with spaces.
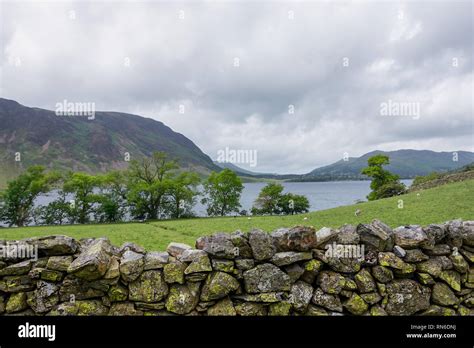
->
xmin=193 ymin=180 xmax=413 ymax=216
xmin=19 ymin=180 xmax=412 ymax=226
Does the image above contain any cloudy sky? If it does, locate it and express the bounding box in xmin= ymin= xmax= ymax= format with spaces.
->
xmin=1 ymin=0 xmax=472 ymax=174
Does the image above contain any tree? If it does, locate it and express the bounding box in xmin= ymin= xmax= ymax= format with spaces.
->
xmin=165 ymin=172 xmax=200 ymax=219
xmin=0 ymin=166 xmax=59 ymax=227
xmin=37 ymin=191 xmax=72 ymax=225
xmin=126 ymin=152 xmax=178 ymax=220
xmin=63 ymin=172 xmax=103 ymax=224
xmin=252 ymin=183 xmax=284 ymax=215
xmin=201 ymin=169 xmax=243 ymax=216
xmin=278 ymin=193 xmax=310 ymax=215
xmin=361 ymin=154 xmax=405 ymax=200
xmin=95 ymin=171 xmax=128 ymax=223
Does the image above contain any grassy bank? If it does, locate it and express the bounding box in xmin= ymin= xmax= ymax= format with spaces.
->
xmin=1 ymin=179 xmax=473 ymax=250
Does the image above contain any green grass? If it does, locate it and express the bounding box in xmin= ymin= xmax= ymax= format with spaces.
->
xmin=1 ymin=179 xmax=473 ymax=251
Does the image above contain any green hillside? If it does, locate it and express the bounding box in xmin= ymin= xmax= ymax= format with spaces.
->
xmin=303 ymin=149 xmax=474 ymax=181
xmin=0 ymin=98 xmax=220 ymax=187
xmin=2 ymin=178 xmax=472 ymax=251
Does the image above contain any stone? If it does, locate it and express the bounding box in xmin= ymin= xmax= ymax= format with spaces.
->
xmin=404 ymin=249 xmax=429 ymax=263
xmin=372 ymin=266 xmax=394 ymax=283
xmin=248 ymin=229 xmax=276 ymax=261
xmin=48 ymin=300 xmax=108 ymax=316
xmin=354 ymin=268 xmax=376 ymax=293
xmin=29 ymin=235 xmax=79 ymax=256
xmin=300 ymin=259 xmax=324 ymax=284
xmin=432 ymin=283 xmax=458 ymax=306
xmin=360 ymin=292 xmax=382 ymax=305
xmin=385 ymin=279 xmax=431 ymax=315
xmin=422 ymin=224 xmax=447 ymax=249
xmin=439 ymin=270 xmax=461 ymax=292
xmin=393 ymin=246 xmax=406 ymax=258
xmin=446 ymin=219 xmax=464 ymax=247
xmin=104 ymin=256 xmax=120 ymax=279
xmin=271 ymin=226 xmax=317 ymax=251
xmin=235 ymin=302 xmax=267 ymax=316
xmin=342 ymin=278 xmax=358 ymax=291
xmin=344 ymin=293 xmax=368 ymax=315
xmin=326 ymin=255 xmax=363 ymax=273
xmin=284 ymin=263 xmax=305 ymax=283
xmin=317 ymin=271 xmax=346 ymax=294
xmin=184 ymin=255 xmax=212 ymax=274
xmin=462 ymin=221 xmax=474 ymax=246
xmin=201 ymin=272 xmax=240 ymax=301
xmin=39 ymin=269 xmax=63 ymax=282
xmin=336 ymin=224 xmax=360 ymax=244
xmin=270 ymin=251 xmax=312 ymax=267
xmin=135 ymin=302 xmax=165 ymax=311
xmin=289 ymin=280 xmax=313 ymax=312
xmin=235 ymin=259 xmax=254 ymax=270
xmin=305 ymin=304 xmax=328 ymax=316
xmin=312 ymin=288 xmax=343 ymax=312
xmin=119 ymin=250 xmax=145 ymax=282
xmin=196 ymin=233 xmax=239 ymax=259
xmin=357 ymin=219 xmax=393 ymax=251
xmin=315 ymin=227 xmax=339 ymax=247
xmin=268 ymin=301 xmax=292 ymax=316
xmin=378 ymin=252 xmax=415 ymax=273
xmin=450 ymin=253 xmax=469 ymax=273
xmin=0 ymin=260 xmax=32 ymax=276
xmin=211 ymin=259 xmax=235 ymax=273
xmin=144 ymin=252 xmax=169 ymax=270
xmin=416 ymin=273 xmax=435 ymax=285
xmin=119 ymin=242 xmax=145 ymax=255
xmin=68 ymin=239 xmax=112 ymax=281
xmin=129 ymin=270 xmax=168 ymax=303
xmin=25 ymin=281 xmax=58 ymax=313
xmin=416 ymin=258 xmax=443 ymax=277
xmin=230 ymin=231 xmax=253 ymax=258
xmin=59 ymin=276 xmax=106 ymax=301
xmin=6 ymin=292 xmax=28 ymax=313
xmin=108 ymin=284 xmax=128 ymax=302
xmin=392 ymin=225 xmax=428 ymax=249
xmin=163 ymin=262 xmax=186 ymax=284
xmin=421 ymin=305 xmax=456 ymax=316
xmin=207 ymin=297 xmax=236 ymax=316
xmin=232 ymin=292 xmax=285 ymax=303
xmin=425 ymin=244 xmax=451 ymax=256
xmin=166 ymin=242 xmax=192 ymax=258
xmin=243 ymin=263 xmax=291 ymax=294
xmin=109 ymin=302 xmax=143 ymax=316
xmin=47 ymin=256 xmax=73 ymax=271
xmin=0 ymin=275 xmax=35 ymax=292
xmin=370 ymin=305 xmax=387 ymax=316
xmin=185 ymin=273 xmax=208 ymax=282
xmin=177 ymin=249 xmax=207 ymax=262
xmin=165 ymin=283 xmax=200 ymax=314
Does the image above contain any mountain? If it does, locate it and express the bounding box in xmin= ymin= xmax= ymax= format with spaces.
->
xmin=213 ymin=161 xmax=275 ymax=176
xmin=0 ymin=98 xmax=220 ymax=185
xmin=302 ymin=149 xmax=474 ymax=181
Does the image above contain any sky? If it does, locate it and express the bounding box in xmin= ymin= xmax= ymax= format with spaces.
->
xmin=1 ymin=0 xmax=473 ymax=174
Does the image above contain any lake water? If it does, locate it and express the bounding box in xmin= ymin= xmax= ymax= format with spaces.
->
xmin=192 ymin=180 xmax=413 ymax=216
xmin=17 ymin=180 xmax=412 ymax=226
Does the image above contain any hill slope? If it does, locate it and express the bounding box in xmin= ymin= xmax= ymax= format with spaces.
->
xmin=303 ymin=149 xmax=474 ymax=180
xmin=0 ymin=98 xmax=220 ymax=185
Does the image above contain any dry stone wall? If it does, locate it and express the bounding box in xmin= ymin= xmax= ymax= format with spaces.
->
xmin=0 ymin=219 xmax=473 ymax=316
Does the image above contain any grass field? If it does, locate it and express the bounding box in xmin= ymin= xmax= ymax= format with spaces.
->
xmin=1 ymin=179 xmax=473 ymax=251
